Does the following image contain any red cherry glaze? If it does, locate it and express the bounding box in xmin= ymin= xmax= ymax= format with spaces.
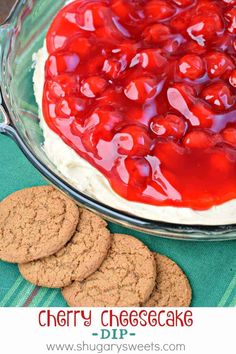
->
xmin=222 ymin=127 xmax=236 ymax=146
xmin=66 ymin=37 xmax=91 ymax=59
xmin=145 ymin=1 xmax=176 ymax=21
xmin=43 ymin=0 xmax=236 ymax=210
xmin=124 ymin=157 xmax=151 ymax=189
xmin=170 ymin=83 xmax=197 ymax=106
xmin=111 ymin=0 xmax=135 ymax=21
xmin=190 ymin=102 xmax=214 ymax=128
xmin=210 ymin=150 xmax=231 ymax=173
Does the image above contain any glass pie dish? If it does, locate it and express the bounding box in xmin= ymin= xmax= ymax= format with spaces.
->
xmin=1 ymin=0 xmax=236 ymax=241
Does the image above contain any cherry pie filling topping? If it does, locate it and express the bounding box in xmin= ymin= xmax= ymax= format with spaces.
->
xmin=44 ymin=0 xmax=236 ymax=210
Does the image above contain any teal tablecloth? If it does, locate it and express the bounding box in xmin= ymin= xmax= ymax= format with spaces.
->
xmin=0 ymin=134 xmax=235 ymax=307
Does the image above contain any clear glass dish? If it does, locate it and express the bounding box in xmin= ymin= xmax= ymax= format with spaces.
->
xmin=1 ymin=0 xmax=236 ymax=241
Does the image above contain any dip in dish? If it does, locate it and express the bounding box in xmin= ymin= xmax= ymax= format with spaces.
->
xmin=34 ymin=0 xmax=236 ymax=225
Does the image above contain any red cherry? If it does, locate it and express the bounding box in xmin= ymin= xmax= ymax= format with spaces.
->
xmin=145 ymin=1 xmax=175 ymax=20
xmin=170 ymin=10 xmax=192 ymax=32
xmin=143 ymin=24 xmax=171 ymax=44
xmin=190 ymin=102 xmax=214 ymax=128
xmin=97 ymin=88 xmax=122 ymax=107
xmin=183 ymin=131 xmax=215 ymax=149
xmin=229 ymin=69 xmax=236 ymax=87
xmin=102 ymin=58 xmax=124 ymax=79
xmin=76 ymin=3 xmax=108 ymax=30
xmin=82 ymin=129 xmax=113 ymax=156
xmin=46 ymin=74 xmax=80 ymax=100
xmin=196 ymin=1 xmax=221 ymax=14
xmin=81 ymin=76 xmax=107 ymax=98
xmin=115 ymin=125 xmax=152 ymax=157
xmin=171 ymin=0 xmax=194 ymax=6
xmin=124 ymin=77 xmax=158 ymax=104
xmin=68 ymin=97 xmax=86 ymax=117
xmin=84 ymin=107 xmax=123 ymax=132
xmin=152 ymin=140 xmax=185 ymax=170
xmin=46 ymin=52 xmax=80 ymax=77
xmin=213 ymin=32 xmax=232 ymax=52
xmin=111 ymin=0 xmax=133 ymax=21
xmin=82 ymin=108 xmax=124 ymax=153
xmin=178 ymin=54 xmax=205 ymax=80
xmin=222 ymin=128 xmax=236 ymax=146
xmin=55 ymin=74 xmax=80 ymax=95
xmin=171 ymin=83 xmax=197 ymax=106
xmin=46 ymin=81 xmax=65 ymax=100
xmin=187 ymin=13 xmax=223 ymax=45
xmin=201 ymin=82 xmax=234 ymax=111
xmin=184 ymin=40 xmax=207 ymax=55
xmin=87 ymin=56 xmax=105 ymax=74
xmin=55 ymin=99 xmax=72 ymax=118
xmin=205 ymin=52 xmax=234 ymax=79
xmin=125 ymin=106 xmax=146 ymax=124
xmin=116 ymin=42 xmax=138 ymax=63
xmin=55 ymin=96 xmax=86 ymax=118
xmin=224 ymin=7 xmax=236 ymax=34
xmin=67 ymin=37 xmax=91 ymax=59
xmin=150 ymin=114 xmax=187 ymax=139
xmin=124 ymin=157 xmax=151 ymax=188
xmin=131 ymin=50 xmax=168 ymax=74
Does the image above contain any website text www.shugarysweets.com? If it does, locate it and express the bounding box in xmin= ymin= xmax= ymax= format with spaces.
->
xmin=38 ymin=309 xmax=193 ymax=328
xmin=45 ymin=341 xmax=187 ymax=353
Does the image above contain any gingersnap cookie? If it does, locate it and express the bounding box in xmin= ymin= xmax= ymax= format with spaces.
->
xmin=144 ymin=254 xmax=192 ymax=307
xmin=62 ymin=233 xmax=156 ymax=307
xmin=0 ymin=186 xmax=79 ymax=263
xmin=19 ymin=209 xmax=111 ymax=287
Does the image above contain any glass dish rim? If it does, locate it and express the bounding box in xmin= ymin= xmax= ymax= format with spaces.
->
xmin=1 ymin=0 xmax=236 ymax=241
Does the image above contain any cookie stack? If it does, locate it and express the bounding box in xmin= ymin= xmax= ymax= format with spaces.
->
xmin=0 ymin=186 xmax=192 ymax=307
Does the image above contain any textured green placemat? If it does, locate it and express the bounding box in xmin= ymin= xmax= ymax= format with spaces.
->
xmin=0 ymin=134 xmax=235 ymax=307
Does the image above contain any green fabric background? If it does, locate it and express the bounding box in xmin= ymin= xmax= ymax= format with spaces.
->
xmin=0 ymin=134 xmax=235 ymax=307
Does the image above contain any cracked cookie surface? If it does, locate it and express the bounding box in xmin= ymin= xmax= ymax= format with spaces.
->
xmin=0 ymin=186 xmax=79 ymax=263
xmin=19 ymin=209 xmax=111 ymax=287
xmin=62 ymin=234 xmax=156 ymax=307
xmin=144 ymin=254 xmax=192 ymax=307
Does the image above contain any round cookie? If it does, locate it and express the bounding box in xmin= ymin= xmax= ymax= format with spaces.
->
xmin=0 ymin=186 xmax=79 ymax=263
xmin=19 ymin=209 xmax=111 ymax=287
xmin=144 ymin=254 xmax=192 ymax=307
xmin=62 ymin=234 xmax=156 ymax=307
